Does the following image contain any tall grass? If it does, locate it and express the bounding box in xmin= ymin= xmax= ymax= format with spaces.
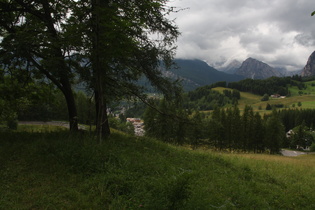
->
xmin=1 ymin=129 xmax=315 ymax=209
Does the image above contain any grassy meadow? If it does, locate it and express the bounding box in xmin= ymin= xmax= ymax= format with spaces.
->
xmin=213 ymin=83 xmax=315 ymax=114
xmin=1 ymin=125 xmax=315 ymax=209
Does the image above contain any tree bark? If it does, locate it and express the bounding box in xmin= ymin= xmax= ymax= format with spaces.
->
xmin=60 ymin=78 xmax=79 ymax=132
xmin=94 ymin=90 xmax=110 ymax=139
xmin=41 ymin=0 xmax=80 ymax=132
xmin=92 ymin=0 xmax=111 ymax=140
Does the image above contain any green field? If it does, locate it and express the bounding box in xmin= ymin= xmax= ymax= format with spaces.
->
xmin=1 ymin=127 xmax=315 ymax=209
xmin=289 ymin=81 xmax=315 ymax=96
xmin=213 ymin=84 xmax=315 ymax=114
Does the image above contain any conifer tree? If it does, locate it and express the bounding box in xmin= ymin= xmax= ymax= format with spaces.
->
xmin=252 ymin=112 xmax=265 ymax=153
xmin=209 ymin=107 xmax=224 ymax=149
xmin=143 ymin=102 xmax=158 ymax=138
xmin=231 ymin=106 xmax=241 ymax=149
xmin=188 ymin=110 xmax=203 ymax=149
xmin=264 ymin=110 xmax=285 ymax=154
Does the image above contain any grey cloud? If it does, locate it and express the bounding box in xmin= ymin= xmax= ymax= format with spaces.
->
xmin=259 ymin=39 xmax=282 ymax=53
xmin=169 ymin=0 xmax=315 ymax=69
xmin=295 ymin=33 xmax=315 ymax=47
xmin=271 ymin=54 xmax=306 ymax=70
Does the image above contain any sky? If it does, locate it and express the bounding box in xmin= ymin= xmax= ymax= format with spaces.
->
xmin=168 ymin=0 xmax=315 ymax=70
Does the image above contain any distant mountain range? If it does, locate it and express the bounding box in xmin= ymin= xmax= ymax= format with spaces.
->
xmin=219 ymin=58 xmax=302 ymax=79
xmin=167 ymin=59 xmax=245 ymax=91
xmin=157 ymin=52 xmax=315 ymax=92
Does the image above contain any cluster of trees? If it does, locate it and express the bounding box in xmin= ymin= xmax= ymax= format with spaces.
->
xmin=0 ymin=70 xmax=97 ymax=127
xmin=209 ymin=107 xmax=285 ymax=153
xmin=286 ymin=122 xmax=314 ymax=150
xmin=0 ymin=70 xmax=61 ymax=128
xmin=0 ymin=0 xmax=180 ymax=139
xmin=278 ymin=109 xmax=315 ymax=132
xmin=228 ymin=76 xmax=311 ymax=97
xmin=227 ymin=77 xmax=291 ymax=96
xmin=144 ymin=100 xmax=286 ymax=154
xmin=183 ymin=86 xmax=240 ymax=110
xmin=143 ymin=99 xmax=187 ymax=144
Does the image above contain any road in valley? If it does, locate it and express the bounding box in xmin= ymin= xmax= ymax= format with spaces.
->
xmin=280 ymin=149 xmax=310 ymax=157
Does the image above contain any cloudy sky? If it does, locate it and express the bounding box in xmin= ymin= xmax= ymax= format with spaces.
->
xmin=168 ymin=0 xmax=315 ymax=70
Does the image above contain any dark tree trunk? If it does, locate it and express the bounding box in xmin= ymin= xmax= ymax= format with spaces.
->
xmin=95 ymin=90 xmax=110 ymax=139
xmin=60 ymin=78 xmax=79 ymax=132
xmin=42 ymin=0 xmax=79 ymax=132
xmin=92 ymin=0 xmax=111 ymax=141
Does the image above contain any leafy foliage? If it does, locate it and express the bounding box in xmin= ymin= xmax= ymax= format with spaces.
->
xmin=183 ymin=86 xmax=240 ymax=110
xmin=0 ymin=0 xmax=180 ymax=137
xmin=261 ymin=93 xmax=269 ymax=101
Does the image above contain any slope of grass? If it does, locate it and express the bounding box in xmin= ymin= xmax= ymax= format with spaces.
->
xmin=214 ymin=84 xmax=315 ymax=114
xmin=1 ymin=129 xmax=315 ymax=209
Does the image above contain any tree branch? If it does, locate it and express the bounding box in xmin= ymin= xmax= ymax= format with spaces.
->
xmin=27 ymin=56 xmax=64 ymax=91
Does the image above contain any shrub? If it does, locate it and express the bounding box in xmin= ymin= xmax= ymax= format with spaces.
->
xmin=7 ymin=119 xmax=18 ymax=130
xmin=261 ymin=94 xmax=269 ymax=101
xmin=266 ymin=103 xmax=272 ymax=110
xmin=6 ymin=112 xmax=18 ymax=130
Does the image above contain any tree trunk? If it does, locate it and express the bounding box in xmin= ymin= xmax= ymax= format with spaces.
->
xmin=60 ymin=78 xmax=79 ymax=132
xmin=42 ymin=0 xmax=79 ymax=132
xmin=95 ymin=90 xmax=110 ymax=140
xmin=92 ymin=0 xmax=111 ymax=141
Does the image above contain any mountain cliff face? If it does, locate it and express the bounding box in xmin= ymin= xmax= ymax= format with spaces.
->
xmin=235 ymin=57 xmax=282 ymax=79
xmin=301 ymin=51 xmax=315 ymax=77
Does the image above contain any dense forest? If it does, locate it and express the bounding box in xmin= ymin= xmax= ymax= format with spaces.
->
xmin=227 ymin=76 xmax=305 ymax=96
xmin=143 ymin=99 xmax=289 ymax=153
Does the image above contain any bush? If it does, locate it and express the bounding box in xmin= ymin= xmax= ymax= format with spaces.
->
xmin=109 ymin=116 xmax=134 ymax=135
xmin=310 ymin=143 xmax=315 ymax=152
xmin=7 ymin=119 xmax=18 ymax=130
xmin=266 ymin=103 xmax=272 ymax=110
xmin=273 ymin=104 xmax=284 ymax=108
xmin=261 ymin=94 xmax=269 ymax=101
xmin=5 ymin=112 xmax=18 ymax=130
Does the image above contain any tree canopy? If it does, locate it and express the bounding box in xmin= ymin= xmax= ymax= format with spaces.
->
xmin=0 ymin=0 xmax=180 ymax=138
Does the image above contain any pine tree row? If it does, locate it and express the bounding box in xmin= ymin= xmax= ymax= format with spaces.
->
xmin=143 ymin=100 xmax=286 ymax=154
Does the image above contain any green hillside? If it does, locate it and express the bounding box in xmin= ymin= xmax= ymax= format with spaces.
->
xmin=1 ymin=128 xmax=315 ymax=209
xmin=213 ymin=80 xmax=315 ymax=113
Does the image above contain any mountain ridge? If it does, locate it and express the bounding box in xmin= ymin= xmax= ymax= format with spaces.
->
xmin=170 ymin=59 xmax=245 ymax=91
xmin=235 ymin=57 xmax=282 ymax=79
xmin=218 ymin=58 xmax=303 ymax=78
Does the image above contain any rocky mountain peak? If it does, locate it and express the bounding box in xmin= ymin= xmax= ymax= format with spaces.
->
xmin=235 ymin=57 xmax=281 ymax=79
xmin=301 ymin=51 xmax=315 ymax=77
